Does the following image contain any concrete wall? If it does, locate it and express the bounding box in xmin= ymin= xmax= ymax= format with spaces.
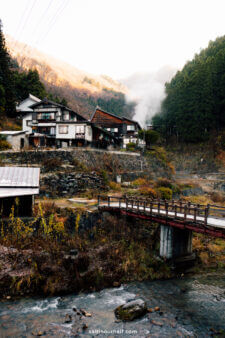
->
xmin=56 ymin=124 xmax=93 ymax=142
xmin=22 ymin=113 xmax=33 ymax=133
xmin=6 ymin=134 xmax=29 ymax=151
xmin=160 ymin=224 xmax=193 ymax=259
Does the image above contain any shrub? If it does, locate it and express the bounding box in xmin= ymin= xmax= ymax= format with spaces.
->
xmin=131 ymin=178 xmax=148 ymax=187
xmin=126 ymin=142 xmax=136 ymax=151
xmin=0 ymin=135 xmax=12 ymax=150
xmin=157 ymin=187 xmax=172 ymax=200
xmin=101 ymin=170 xmax=109 ymax=185
xmin=138 ymin=187 xmax=157 ymax=199
xmin=156 ymin=178 xmax=180 ymax=194
xmin=210 ymin=192 xmax=225 ymax=204
xmin=155 ymin=178 xmax=173 ymax=189
xmin=109 ymin=181 xmax=121 ymax=191
xmin=71 ymin=158 xmax=88 ymax=171
xmin=199 ymin=252 xmax=209 ymax=264
xmin=138 ymin=129 xmax=160 ymax=147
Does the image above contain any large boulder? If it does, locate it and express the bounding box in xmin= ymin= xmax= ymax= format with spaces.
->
xmin=114 ymin=299 xmax=147 ymax=321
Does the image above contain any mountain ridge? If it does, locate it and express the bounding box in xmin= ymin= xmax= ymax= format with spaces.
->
xmin=6 ymin=36 xmax=133 ymax=120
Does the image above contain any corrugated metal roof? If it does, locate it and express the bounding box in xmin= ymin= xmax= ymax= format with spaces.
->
xmin=0 ymin=167 xmax=40 ymax=188
xmin=0 ymin=131 xmax=26 ymax=136
xmin=0 ymin=188 xmax=39 ymax=198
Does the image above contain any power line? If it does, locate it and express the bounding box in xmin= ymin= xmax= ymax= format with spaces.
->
xmin=11 ymin=0 xmax=32 ymax=49
xmin=19 ymin=0 xmax=58 ymax=57
xmin=30 ymin=0 xmax=55 ymax=42
xmin=17 ymin=0 xmax=38 ymax=42
xmin=35 ymin=0 xmax=71 ymax=45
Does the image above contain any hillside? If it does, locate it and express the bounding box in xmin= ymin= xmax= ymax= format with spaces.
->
xmin=6 ymin=36 xmax=134 ymax=119
xmin=153 ymin=35 xmax=225 ymax=143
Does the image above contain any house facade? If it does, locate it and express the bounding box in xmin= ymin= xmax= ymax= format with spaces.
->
xmin=89 ymin=107 xmax=145 ymax=149
xmin=26 ymin=98 xmax=89 ymax=147
xmin=17 ymin=95 xmax=144 ymax=149
xmin=16 ymin=94 xmax=41 ymax=134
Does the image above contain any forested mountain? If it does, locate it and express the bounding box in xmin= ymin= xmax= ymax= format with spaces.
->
xmin=0 ymin=20 xmax=53 ymax=124
xmin=153 ymin=36 xmax=225 ymax=142
xmin=0 ymin=21 xmax=15 ymax=117
xmin=6 ymin=35 xmax=134 ymax=120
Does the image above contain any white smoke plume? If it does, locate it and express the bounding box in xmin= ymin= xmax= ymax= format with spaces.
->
xmin=122 ymin=65 xmax=177 ymax=127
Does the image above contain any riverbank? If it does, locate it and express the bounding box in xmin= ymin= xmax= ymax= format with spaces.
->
xmin=0 ymin=272 xmax=224 ymax=337
xmin=0 ymin=208 xmax=224 ymax=301
xmin=0 ymin=211 xmax=174 ymax=300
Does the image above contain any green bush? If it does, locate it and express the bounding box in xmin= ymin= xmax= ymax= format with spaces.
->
xmin=155 ymin=178 xmax=173 ymax=189
xmin=101 ymin=169 xmax=109 ymax=185
xmin=157 ymin=187 xmax=172 ymax=200
xmin=126 ymin=142 xmax=136 ymax=151
xmin=0 ymin=135 xmax=12 ymax=150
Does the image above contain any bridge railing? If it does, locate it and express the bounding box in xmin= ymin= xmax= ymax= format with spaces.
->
xmin=97 ymin=196 xmax=213 ymax=225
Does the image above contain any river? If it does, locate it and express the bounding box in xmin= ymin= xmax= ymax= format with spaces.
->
xmin=0 ymin=273 xmax=224 ymax=337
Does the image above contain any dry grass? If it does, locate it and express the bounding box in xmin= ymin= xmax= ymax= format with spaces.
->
xmin=193 ymin=234 xmax=225 ymax=269
xmin=109 ymin=181 xmax=121 ymax=191
xmin=131 ymin=178 xmax=149 ymax=187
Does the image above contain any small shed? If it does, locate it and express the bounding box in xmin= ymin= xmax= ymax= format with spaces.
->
xmin=0 ymin=131 xmax=28 ymax=150
xmin=0 ymin=167 xmax=40 ymax=217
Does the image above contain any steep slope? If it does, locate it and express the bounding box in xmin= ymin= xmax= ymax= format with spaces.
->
xmin=153 ymin=35 xmax=225 ymax=142
xmin=6 ymin=36 xmax=132 ymax=119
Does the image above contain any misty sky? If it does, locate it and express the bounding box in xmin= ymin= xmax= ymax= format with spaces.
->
xmin=0 ymin=0 xmax=225 ymax=78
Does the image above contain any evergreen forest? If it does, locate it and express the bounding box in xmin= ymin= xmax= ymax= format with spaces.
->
xmin=153 ymin=36 xmax=225 ymax=142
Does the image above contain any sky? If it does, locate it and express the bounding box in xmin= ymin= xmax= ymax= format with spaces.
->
xmin=0 ymin=0 xmax=225 ymax=79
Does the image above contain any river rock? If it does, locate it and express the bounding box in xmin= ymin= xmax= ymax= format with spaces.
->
xmin=64 ymin=314 xmax=72 ymax=323
xmin=80 ymin=309 xmax=92 ymax=317
xmin=114 ymin=299 xmax=147 ymax=321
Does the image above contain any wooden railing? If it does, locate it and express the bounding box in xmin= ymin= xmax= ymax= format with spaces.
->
xmin=97 ymin=196 xmax=225 ymax=226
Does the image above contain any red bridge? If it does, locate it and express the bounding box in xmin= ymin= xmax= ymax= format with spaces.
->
xmin=98 ymin=196 xmax=225 ymax=259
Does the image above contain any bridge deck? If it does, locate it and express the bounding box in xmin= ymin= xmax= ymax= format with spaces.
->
xmin=102 ymin=202 xmax=225 ymax=229
xmin=98 ymin=196 xmax=225 ymax=238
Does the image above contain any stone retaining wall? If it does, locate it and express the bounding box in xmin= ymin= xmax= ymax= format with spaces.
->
xmin=0 ymin=149 xmax=148 ymax=173
xmin=41 ymin=172 xmax=106 ymax=197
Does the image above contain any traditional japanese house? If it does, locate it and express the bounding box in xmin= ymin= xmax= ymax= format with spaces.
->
xmin=28 ymin=98 xmax=87 ymax=147
xmin=89 ymin=106 xmax=144 ymax=148
xmin=16 ymin=94 xmax=41 ymax=134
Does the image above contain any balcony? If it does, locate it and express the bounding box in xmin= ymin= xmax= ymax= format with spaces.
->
xmin=75 ymin=133 xmax=85 ymax=139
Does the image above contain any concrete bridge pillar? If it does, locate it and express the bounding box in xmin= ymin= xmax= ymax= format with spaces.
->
xmin=160 ymin=225 xmax=193 ymax=259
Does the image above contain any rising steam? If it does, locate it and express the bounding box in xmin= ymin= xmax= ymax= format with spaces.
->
xmin=122 ymin=65 xmax=177 ymax=127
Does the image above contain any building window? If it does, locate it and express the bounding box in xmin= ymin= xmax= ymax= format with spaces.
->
xmin=111 ymin=128 xmax=118 ymax=133
xmin=63 ymin=112 xmax=70 ymax=120
xmin=75 ymin=125 xmax=85 ymax=133
xmin=127 ymin=125 xmax=135 ymax=131
xmin=37 ymin=112 xmax=55 ymax=120
xmin=59 ymin=125 xmax=68 ymax=134
xmin=50 ymin=127 xmax=56 ymax=135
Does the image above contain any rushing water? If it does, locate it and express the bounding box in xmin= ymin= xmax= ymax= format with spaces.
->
xmin=0 ymin=273 xmax=224 ymax=337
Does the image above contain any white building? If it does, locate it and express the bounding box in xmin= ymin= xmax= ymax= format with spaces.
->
xmin=26 ymin=98 xmax=91 ymax=147
xmin=56 ymin=121 xmax=93 ymax=147
xmin=16 ymin=94 xmax=41 ymax=134
xmin=0 ymin=131 xmax=28 ymax=150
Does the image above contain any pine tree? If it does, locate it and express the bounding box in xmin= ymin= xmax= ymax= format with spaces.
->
xmin=0 ymin=20 xmax=16 ymax=117
xmin=153 ymin=35 xmax=225 ymax=142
